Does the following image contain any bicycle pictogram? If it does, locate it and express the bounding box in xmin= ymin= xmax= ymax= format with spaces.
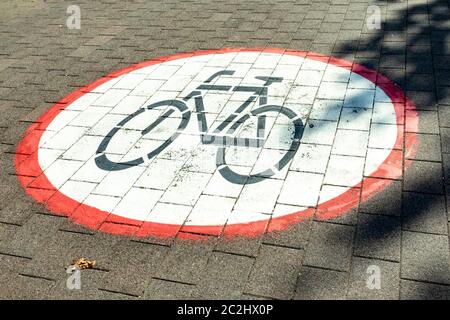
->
xmin=95 ymin=69 xmax=305 ymax=184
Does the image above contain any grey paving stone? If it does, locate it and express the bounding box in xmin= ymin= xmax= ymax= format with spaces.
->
xmin=405 ymin=133 xmax=441 ymax=162
xmin=402 ymin=192 xmax=448 ymax=235
xmin=406 ymin=90 xmax=437 ymax=111
xmin=354 ymin=214 xmax=401 ymax=261
xmin=406 ymin=110 xmax=439 ymax=134
xmin=401 ymin=231 xmax=449 ymax=285
xmin=441 ymin=127 xmax=450 ymax=153
xmin=154 ymin=234 xmax=216 ymax=284
xmin=99 ymin=240 xmax=169 ymax=297
xmin=145 ymin=279 xmax=196 ymax=300
xmin=359 ymin=179 xmax=402 ymax=216
xmin=403 ymin=160 xmax=444 ymax=194
xmin=215 ymin=235 xmax=264 ymax=258
xmin=244 ymin=244 xmax=303 ymax=299
xmin=347 ymin=257 xmax=400 ymax=300
xmin=304 ymin=222 xmax=355 ymax=272
xmin=46 ymin=269 xmax=120 ymax=300
xmin=263 ymin=216 xmax=312 ymax=249
xmin=0 ymin=213 xmax=65 ymax=258
xmin=400 ymin=280 xmax=450 ymax=300
xmin=294 ymin=266 xmax=348 ymax=300
xmin=22 ymin=230 xmax=120 ymax=281
xmin=0 ymin=222 xmax=20 ymax=247
xmin=0 ymin=274 xmax=57 ymax=299
xmin=438 ymin=104 xmax=450 ymax=127
xmin=437 ymin=87 xmax=450 ymax=105
xmin=192 ymin=251 xmax=254 ymax=299
xmin=406 ymin=74 xmax=435 ymax=91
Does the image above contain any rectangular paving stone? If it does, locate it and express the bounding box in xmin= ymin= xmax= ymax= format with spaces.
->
xmin=400 ymin=279 xmax=450 ymax=300
xmin=354 ymin=213 xmax=401 ymax=261
xmin=99 ymin=240 xmax=169 ymax=297
xmin=402 ymin=192 xmax=448 ymax=235
xmin=0 ymin=274 xmax=57 ymax=300
xmin=155 ymin=234 xmax=216 ymax=284
xmin=193 ymin=251 xmax=254 ymax=299
xmin=437 ymin=87 xmax=450 ymax=105
xmin=441 ymin=127 xmax=450 ymax=153
xmin=347 ymin=257 xmax=400 ymax=300
xmin=405 ymin=133 xmax=442 ymax=162
xmin=244 ymin=244 xmax=303 ymax=299
xmin=263 ymin=205 xmax=313 ymax=249
xmin=403 ymin=160 xmax=444 ymax=194
xmin=438 ymin=104 xmax=450 ymax=127
xmin=0 ymin=213 xmax=65 ymax=258
xmin=405 ymin=110 xmax=439 ymax=134
xmin=359 ymin=179 xmax=402 ymax=216
xmin=294 ymin=266 xmax=348 ymax=300
xmin=22 ymin=230 xmax=121 ymax=282
xmin=145 ymin=279 xmax=195 ymax=300
xmin=401 ymin=231 xmax=449 ymax=284
xmin=304 ymin=221 xmax=354 ymax=271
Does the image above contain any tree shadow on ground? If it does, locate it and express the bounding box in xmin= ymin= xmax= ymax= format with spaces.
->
xmin=312 ymin=0 xmax=450 ymax=299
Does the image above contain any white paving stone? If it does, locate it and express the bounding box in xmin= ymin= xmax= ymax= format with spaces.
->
xmin=234 ymin=178 xmax=283 ymax=214
xmin=185 ymin=195 xmax=236 ymax=226
xmin=93 ymin=164 xmax=145 ymax=197
xmin=301 ymin=120 xmax=337 ymax=145
xmin=92 ymin=89 xmax=130 ymax=107
xmin=324 ymin=155 xmax=365 ymax=186
xmin=338 ymin=107 xmax=372 ymax=131
xmin=343 ymin=88 xmax=375 ymax=108
xmin=160 ymin=171 xmax=211 ymax=206
xmin=278 ymin=171 xmax=323 ymax=207
xmin=332 ymin=129 xmax=369 ymax=157
xmin=134 ymin=158 xmax=185 ymax=190
xmin=113 ymin=187 xmax=163 ymax=221
xmin=290 ymin=143 xmax=332 ymax=173
xmin=368 ymin=123 xmax=397 ymax=149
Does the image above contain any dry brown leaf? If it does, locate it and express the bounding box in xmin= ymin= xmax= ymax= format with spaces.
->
xmin=72 ymin=257 xmax=96 ymax=270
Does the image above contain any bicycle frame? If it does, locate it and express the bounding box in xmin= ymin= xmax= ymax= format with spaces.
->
xmin=181 ymin=70 xmax=283 ymax=148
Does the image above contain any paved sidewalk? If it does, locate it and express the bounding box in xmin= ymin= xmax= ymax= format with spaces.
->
xmin=0 ymin=0 xmax=449 ymax=300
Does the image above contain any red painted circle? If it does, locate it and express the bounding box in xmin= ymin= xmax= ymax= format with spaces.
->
xmin=15 ymin=48 xmax=419 ymax=239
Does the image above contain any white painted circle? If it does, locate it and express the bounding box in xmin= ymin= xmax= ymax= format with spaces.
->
xmin=34 ymin=50 xmax=400 ymax=232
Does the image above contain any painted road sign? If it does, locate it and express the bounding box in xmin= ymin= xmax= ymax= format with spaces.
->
xmin=15 ymin=48 xmax=418 ymax=238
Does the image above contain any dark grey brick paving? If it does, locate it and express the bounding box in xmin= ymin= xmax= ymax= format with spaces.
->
xmin=401 ymin=231 xmax=449 ymax=285
xmin=441 ymin=127 xmax=450 ymax=153
xmin=244 ymin=244 xmax=303 ymax=299
xmin=263 ymin=216 xmax=312 ymax=249
xmin=304 ymin=222 xmax=354 ymax=272
xmin=407 ymin=110 xmax=440 ymax=134
xmin=347 ymin=257 xmax=400 ymax=300
xmin=153 ymin=234 xmax=216 ymax=285
xmin=402 ymin=192 xmax=448 ymax=235
xmin=294 ymin=266 xmax=347 ymax=300
xmin=145 ymin=279 xmax=196 ymax=300
xmin=405 ymin=133 xmax=442 ymax=162
xmin=193 ymin=251 xmax=254 ymax=299
xmin=403 ymin=160 xmax=444 ymax=194
xmin=359 ymin=180 xmax=402 ymax=216
xmin=354 ymin=214 xmax=401 ymax=262
xmin=400 ymin=280 xmax=450 ymax=300
xmin=0 ymin=0 xmax=448 ymax=300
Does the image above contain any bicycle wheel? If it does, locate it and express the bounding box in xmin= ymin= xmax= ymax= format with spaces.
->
xmin=95 ymin=99 xmax=190 ymax=171
xmin=215 ymin=105 xmax=304 ymax=184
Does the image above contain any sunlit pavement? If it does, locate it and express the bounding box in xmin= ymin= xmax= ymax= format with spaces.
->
xmin=0 ymin=0 xmax=449 ymax=299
